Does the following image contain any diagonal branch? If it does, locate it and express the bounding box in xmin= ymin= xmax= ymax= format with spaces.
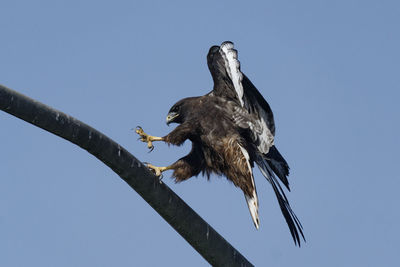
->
xmin=0 ymin=84 xmax=254 ymax=267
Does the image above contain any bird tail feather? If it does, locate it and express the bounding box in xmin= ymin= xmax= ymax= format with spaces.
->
xmin=256 ymin=154 xmax=305 ymax=246
xmin=265 ymin=145 xmax=290 ymax=190
xmin=238 ymin=144 xmax=260 ymax=229
xmin=245 ymin=192 xmax=259 ymax=229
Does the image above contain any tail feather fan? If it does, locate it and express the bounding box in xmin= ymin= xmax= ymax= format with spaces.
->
xmin=256 ymin=155 xmax=305 ymax=246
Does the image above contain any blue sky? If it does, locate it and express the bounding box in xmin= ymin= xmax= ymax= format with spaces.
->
xmin=1 ymin=1 xmax=399 ymax=266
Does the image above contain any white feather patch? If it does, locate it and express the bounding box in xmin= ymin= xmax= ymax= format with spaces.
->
xmin=259 ymin=112 xmax=274 ymax=154
xmin=245 ymin=194 xmax=260 ymax=229
xmin=239 ymin=144 xmax=260 ymax=229
xmin=220 ymin=42 xmax=274 ymax=154
xmin=239 ymin=144 xmax=252 ymax=178
xmin=220 ymin=42 xmax=245 ymax=107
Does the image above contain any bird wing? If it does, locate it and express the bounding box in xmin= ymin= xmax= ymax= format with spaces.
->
xmin=208 ymin=41 xmax=305 ymax=245
xmin=207 ymin=41 xmax=275 ymax=154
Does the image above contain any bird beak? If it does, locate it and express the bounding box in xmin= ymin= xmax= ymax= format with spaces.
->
xmin=166 ymin=112 xmax=179 ymax=125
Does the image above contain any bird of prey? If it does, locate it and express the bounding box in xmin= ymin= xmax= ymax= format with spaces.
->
xmin=136 ymin=41 xmax=305 ymax=245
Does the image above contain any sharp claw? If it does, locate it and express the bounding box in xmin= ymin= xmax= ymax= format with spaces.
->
xmin=142 ymin=163 xmax=166 ymax=181
xmin=151 ymin=168 xmax=159 ymax=176
xmin=135 ymin=127 xmax=157 ymax=151
xmin=143 ymin=162 xmax=156 ymax=175
xmin=135 ymin=126 xmax=143 ymax=135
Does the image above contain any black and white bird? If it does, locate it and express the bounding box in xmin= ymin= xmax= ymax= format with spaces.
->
xmin=136 ymin=41 xmax=305 ymax=245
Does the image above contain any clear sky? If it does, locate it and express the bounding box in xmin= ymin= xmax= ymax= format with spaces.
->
xmin=1 ymin=1 xmax=399 ymax=266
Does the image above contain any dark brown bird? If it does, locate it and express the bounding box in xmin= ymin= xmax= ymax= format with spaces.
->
xmin=136 ymin=41 xmax=305 ymax=245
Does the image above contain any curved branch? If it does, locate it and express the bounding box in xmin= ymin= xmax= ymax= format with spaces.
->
xmin=0 ymin=84 xmax=254 ymax=267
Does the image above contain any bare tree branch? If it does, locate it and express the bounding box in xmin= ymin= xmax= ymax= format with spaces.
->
xmin=0 ymin=84 xmax=254 ymax=267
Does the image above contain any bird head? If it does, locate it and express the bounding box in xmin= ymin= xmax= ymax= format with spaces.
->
xmin=166 ymin=97 xmax=197 ymax=125
xmin=166 ymin=103 xmax=182 ymax=125
xmin=166 ymin=99 xmax=187 ymax=125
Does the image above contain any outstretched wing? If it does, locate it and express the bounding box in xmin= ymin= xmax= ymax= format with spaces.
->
xmin=207 ymin=41 xmax=275 ymax=154
xmin=207 ymin=41 xmax=286 ymax=185
xmin=207 ymin=41 xmax=305 ymax=245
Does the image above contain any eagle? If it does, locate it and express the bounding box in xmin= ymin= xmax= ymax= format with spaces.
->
xmin=136 ymin=41 xmax=305 ymax=245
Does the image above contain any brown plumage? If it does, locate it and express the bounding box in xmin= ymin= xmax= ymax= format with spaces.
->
xmin=165 ymin=97 xmax=255 ymax=194
xmin=137 ymin=41 xmax=305 ymax=245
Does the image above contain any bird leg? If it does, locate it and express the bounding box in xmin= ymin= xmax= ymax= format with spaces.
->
xmin=135 ymin=126 xmax=164 ymax=151
xmin=145 ymin=163 xmax=173 ymax=177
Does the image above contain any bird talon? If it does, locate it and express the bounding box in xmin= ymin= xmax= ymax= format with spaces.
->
xmin=145 ymin=163 xmax=166 ymax=177
xmin=135 ymin=127 xmax=155 ymax=151
xmin=135 ymin=126 xmax=144 ymax=135
xmin=131 ymin=42 xmax=305 ymax=243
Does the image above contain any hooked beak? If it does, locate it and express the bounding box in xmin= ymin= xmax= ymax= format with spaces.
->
xmin=166 ymin=112 xmax=179 ymax=125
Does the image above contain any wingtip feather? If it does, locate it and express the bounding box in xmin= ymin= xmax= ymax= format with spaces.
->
xmin=219 ymin=41 xmax=245 ymax=107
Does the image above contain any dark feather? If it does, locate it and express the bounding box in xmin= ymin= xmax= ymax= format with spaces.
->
xmin=207 ymin=43 xmax=275 ymax=154
xmin=257 ymin=156 xmax=305 ymax=246
xmin=207 ymin=43 xmax=240 ymax=102
xmin=171 ymin=142 xmax=205 ymax=182
xmin=241 ymin=75 xmax=275 ymax=136
xmin=265 ymin=145 xmax=290 ymax=190
xmin=158 ymin=41 xmax=304 ymax=245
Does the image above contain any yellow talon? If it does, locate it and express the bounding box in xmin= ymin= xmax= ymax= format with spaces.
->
xmin=135 ymin=126 xmax=162 ymax=151
xmin=146 ymin=163 xmax=173 ymax=177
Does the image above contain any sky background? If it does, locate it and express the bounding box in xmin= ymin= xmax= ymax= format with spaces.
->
xmin=1 ymin=1 xmax=399 ymax=266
